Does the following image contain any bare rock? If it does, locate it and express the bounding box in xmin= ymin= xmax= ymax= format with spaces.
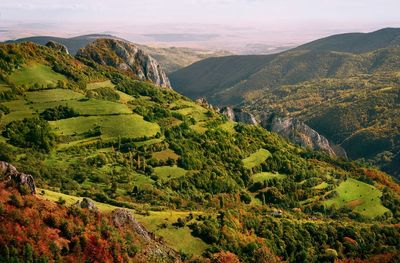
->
xmin=73 ymin=197 xmax=98 ymax=212
xmin=220 ymin=106 xmax=258 ymax=125
xmin=0 ymin=161 xmax=36 ymax=194
xmin=46 ymin=41 xmax=69 ymax=55
xmin=77 ymin=39 xmax=171 ymax=88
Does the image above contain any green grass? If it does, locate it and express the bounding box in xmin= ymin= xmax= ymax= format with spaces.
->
xmin=313 ymin=182 xmax=329 ymax=190
xmin=30 ymin=98 xmax=132 ymax=115
xmin=154 ymin=165 xmax=187 ymax=180
xmin=252 ymin=172 xmax=286 ymax=183
xmin=25 ymin=89 xmax=84 ymax=103
xmin=324 ymin=178 xmax=389 ymax=218
xmin=38 ymin=188 xmax=117 ymax=212
xmin=135 ymin=211 xmax=208 ymax=256
xmin=152 ymin=149 xmax=179 ymax=161
xmin=174 ymin=100 xmax=208 ymax=122
xmin=243 ymin=149 xmax=272 ymax=169
xmin=50 ymin=114 xmax=160 ymax=140
xmin=219 ymin=121 xmax=236 ymax=133
xmin=9 ymin=64 xmax=67 ymax=86
xmin=0 ymin=100 xmax=34 ymax=124
xmin=86 ymin=80 xmax=114 ymax=90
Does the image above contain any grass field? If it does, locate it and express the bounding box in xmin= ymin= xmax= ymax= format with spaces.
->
xmin=86 ymin=80 xmax=114 ymax=90
xmin=31 ymin=98 xmax=132 ymax=115
xmin=154 ymin=165 xmax=187 ymax=180
xmin=152 ymin=149 xmax=179 ymax=161
xmin=243 ymin=149 xmax=272 ymax=169
xmin=135 ymin=211 xmax=208 ymax=256
xmin=324 ymin=178 xmax=389 ymax=218
xmin=50 ymin=114 xmax=160 ymax=139
xmin=1 ymin=100 xmax=34 ymax=124
xmin=174 ymin=100 xmax=208 ymax=122
xmin=252 ymin=172 xmax=286 ymax=183
xmin=313 ymin=182 xmax=329 ymax=190
xmin=9 ymin=64 xmax=67 ymax=86
xmin=190 ymin=122 xmax=208 ymax=133
xmin=25 ymin=89 xmax=84 ymax=103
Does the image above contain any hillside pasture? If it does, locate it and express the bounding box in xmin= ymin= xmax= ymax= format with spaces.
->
xmin=243 ymin=149 xmax=272 ymax=169
xmin=152 ymin=149 xmax=179 ymax=161
xmin=25 ymin=89 xmax=84 ymax=103
xmin=9 ymin=64 xmax=67 ymax=87
xmin=154 ymin=165 xmax=187 ymax=180
xmin=30 ymin=98 xmax=132 ymax=115
xmin=324 ymin=178 xmax=389 ymax=218
xmin=252 ymin=172 xmax=286 ymax=183
xmin=50 ymin=114 xmax=160 ymax=140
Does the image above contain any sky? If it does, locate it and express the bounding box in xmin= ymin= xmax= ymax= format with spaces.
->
xmin=1 ymin=0 xmax=400 ymax=53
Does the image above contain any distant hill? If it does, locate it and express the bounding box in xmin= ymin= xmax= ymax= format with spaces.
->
xmin=5 ymin=34 xmax=231 ymax=73
xmin=169 ymin=28 xmax=400 ymax=178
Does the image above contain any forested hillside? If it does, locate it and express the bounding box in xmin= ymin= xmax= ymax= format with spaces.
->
xmin=0 ymin=41 xmax=399 ymax=262
xmin=169 ymin=28 xmax=400 ymax=179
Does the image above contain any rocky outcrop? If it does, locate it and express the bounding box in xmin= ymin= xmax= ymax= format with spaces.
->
xmin=76 ymin=39 xmax=171 ymax=88
xmin=0 ymin=161 xmax=36 ymax=194
xmin=73 ymin=198 xmax=98 ymax=212
xmin=46 ymin=41 xmax=69 ymax=55
xmin=196 ymin=97 xmax=220 ymax=111
xmin=111 ymin=209 xmax=181 ymax=262
xmin=260 ymin=115 xmax=347 ymax=158
xmin=220 ymin=106 xmax=258 ymax=125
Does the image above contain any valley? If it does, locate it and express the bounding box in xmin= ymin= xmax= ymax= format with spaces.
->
xmin=0 ymin=37 xmax=399 ymax=262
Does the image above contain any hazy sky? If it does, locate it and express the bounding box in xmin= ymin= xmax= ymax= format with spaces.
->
xmin=1 ymin=0 xmax=400 ymax=52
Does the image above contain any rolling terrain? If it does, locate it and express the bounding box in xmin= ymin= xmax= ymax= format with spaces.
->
xmin=0 ymin=40 xmax=399 ymax=262
xmin=5 ymin=34 xmax=231 ymax=73
xmin=169 ymin=28 xmax=400 ymax=179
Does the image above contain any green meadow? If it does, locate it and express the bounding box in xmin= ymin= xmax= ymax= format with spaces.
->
xmin=10 ymin=64 xmax=67 ymax=86
xmin=154 ymin=165 xmax=188 ymax=180
xmin=324 ymin=178 xmax=389 ymax=218
xmin=252 ymin=172 xmax=286 ymax=183
xmin=243 ymin=148 xmax=272 ymax=169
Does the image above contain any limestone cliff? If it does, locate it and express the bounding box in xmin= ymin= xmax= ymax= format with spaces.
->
xmin=0 ymin=161 xmax=36 ymax=194
xmin=45 ymin=41 xmax=70 ymax=55
xmin=76 ymin=39 xmax=171 ymax=88
xmin=220 ymin=106 xmax=258 ymax=125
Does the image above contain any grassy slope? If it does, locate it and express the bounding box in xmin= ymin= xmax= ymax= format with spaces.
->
xmin=9 ymin=63 xmax=67 ymax=86
xmin=324 ymin=178 xmax=390 ymax=217
xmin=252 ymin=172 xmax=286 ymax=183
xmin=243 ymin=149 xmax=272 ymax=169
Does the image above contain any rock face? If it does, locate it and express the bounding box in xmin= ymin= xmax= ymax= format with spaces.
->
xmin=220 ymin=106 xmax=258 ymax=125
xmin=260 ymin=115 xmax=347 ymax=158
xmin=76 ymin=39 xmax=171 ymax=88
xmin=0 ymin=161 xmax=36 ymax=194
xmin=73 ymin=198 xmax=98 ymax=212
xmin=196 ymin=97 xmax=220 ymax=111
xmin=45 ymin=41 xmax=69 ymax=55
xmin=111 ymin=209 xmax=181 ymax=262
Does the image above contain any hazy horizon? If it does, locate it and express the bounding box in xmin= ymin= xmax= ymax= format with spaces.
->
xmin=1 ymin=0 xmax=400 ymax=53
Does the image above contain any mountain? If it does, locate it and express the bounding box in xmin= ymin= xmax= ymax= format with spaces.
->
xmin=169 ymin=28 xmax=400 ymax=179
xmin=76 ymin=38 xmax=171 ymax=88
xmin=0 ymin=41 xmax=399 ymax=262
xmin=5 ymin=34 xmax=231 ymax=73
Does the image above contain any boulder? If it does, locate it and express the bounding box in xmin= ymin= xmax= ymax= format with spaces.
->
xmin=0 ymin=161 xmax=36 ymax=194
xmin=73 ymin=198 xmax=98 ymax=212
